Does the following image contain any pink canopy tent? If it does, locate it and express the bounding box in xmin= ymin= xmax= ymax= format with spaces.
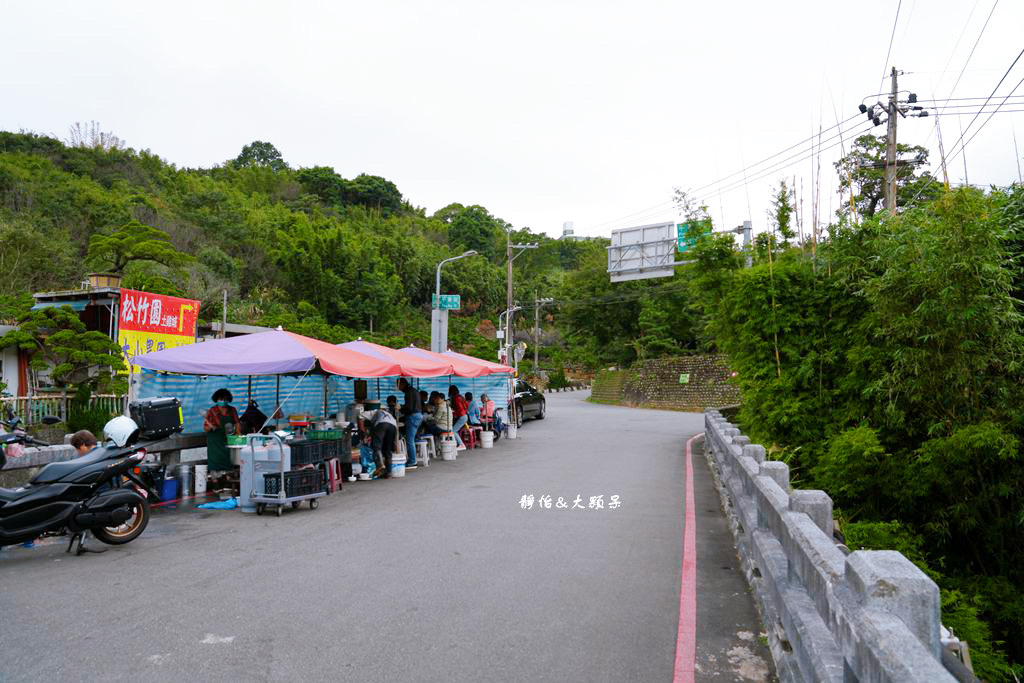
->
xmin=441 ymin=349 xmax=513 ymax=375
xmin=337 ymin=339 xmax=453 ymax=377
xmin=132 ymin=330 xmax=402 ymax=377
xmin=398 ymin=346 xmax=511 ymax=377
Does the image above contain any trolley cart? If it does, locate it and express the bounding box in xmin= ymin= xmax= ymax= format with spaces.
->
xmin=246 ymin=432 xmax=326 ymax=517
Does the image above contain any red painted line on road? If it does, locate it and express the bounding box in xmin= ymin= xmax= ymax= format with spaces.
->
xmin=673 ymin=433 xmax=703 ymax=683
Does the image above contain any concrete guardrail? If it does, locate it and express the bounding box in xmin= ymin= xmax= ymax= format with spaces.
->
xmin=703 ymin=409 xmax=960 ymax=683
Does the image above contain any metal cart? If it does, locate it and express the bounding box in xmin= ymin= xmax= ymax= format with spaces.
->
xmin=246 ymin=431 xmax=326 ymax=517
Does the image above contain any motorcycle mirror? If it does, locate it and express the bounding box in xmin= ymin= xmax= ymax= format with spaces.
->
xmin=42 ymin=415 xmax=62 ymax=425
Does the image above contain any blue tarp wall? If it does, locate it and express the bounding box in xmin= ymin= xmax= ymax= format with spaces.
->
xmin=136 ymin=370 xmax=511 ymax=433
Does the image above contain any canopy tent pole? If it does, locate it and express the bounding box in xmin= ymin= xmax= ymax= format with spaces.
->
xmin=376 ymin=378 xmax=380 ymax=401
xmin=260 ymin=366 xmax=314 ymax=432
xmin=275 ymin=375 xmax=281 ymax=429
xmin=247 ymin=376 xmax=252 ymax=404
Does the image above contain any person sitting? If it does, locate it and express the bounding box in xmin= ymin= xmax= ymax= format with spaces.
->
xmin=466 ymin=392 xmax=482 ymax=426
xmin=70 ymin=430 xmax=98 ymax=455
xmin=480 ymin=393 xmax=503 ymax=438
xmin=421 ymin=393 xmax=453 ymax=443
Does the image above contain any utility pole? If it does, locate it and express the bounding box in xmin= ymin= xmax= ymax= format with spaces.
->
xmin=884 ymin=66 xmax=899 ymax=212
xmin=533 ymin=290 xmax=539 ymax=369
xmin=504 ymin=231 xmax=538 ymax=427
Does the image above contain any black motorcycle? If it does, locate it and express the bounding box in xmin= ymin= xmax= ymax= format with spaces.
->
xmin=0 ymin=412 xmax=152 ymax=555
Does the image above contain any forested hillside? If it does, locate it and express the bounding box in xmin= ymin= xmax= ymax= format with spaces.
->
xmin=3 ymin=129 xmax=1023 ymax=678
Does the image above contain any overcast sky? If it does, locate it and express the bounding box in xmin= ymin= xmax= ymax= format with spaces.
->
xmin=3 ymin=1 xmax=1023 ymax=240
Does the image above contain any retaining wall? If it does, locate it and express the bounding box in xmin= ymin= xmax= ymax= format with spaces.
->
xmin=591 ymin=355 xmax=741 ymax=410
xmin=703 ymin=409 xmax=956 ymax=683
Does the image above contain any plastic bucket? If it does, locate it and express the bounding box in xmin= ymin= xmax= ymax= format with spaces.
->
xmin=391 ymin=462 xmax=406 ymax=477
xmin=506 ymin=423 xmax=517 ymax=440
xmin=194 ymin=464 xmax=207 ymax=495
xmin=440 ymin=439 xmax=457 ymax=461
xmin=480 ymin=431 xmax=494 ymax=448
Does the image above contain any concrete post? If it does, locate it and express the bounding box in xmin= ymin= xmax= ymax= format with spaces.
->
xmin=742 ymin=444 xmax=766 ymax=464
xmin=846 ymin=550 xmax=942 ymax=657
xmin=760 ymin=461 xmax=790 ymax=492
xmin=789 ymin=490 xmax=834 ymax=538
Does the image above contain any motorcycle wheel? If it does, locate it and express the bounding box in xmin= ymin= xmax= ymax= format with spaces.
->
xmin=91 ymin=499 xmax=150 ymax=545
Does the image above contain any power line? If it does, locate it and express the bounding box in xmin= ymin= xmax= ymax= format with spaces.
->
xmin=944 ymin=45 xmax=1024 ymax=163
xmin=574 ymin=113 xmax=863 ymax=235
xmin=880 ymin=0 xmax=903 ymax=86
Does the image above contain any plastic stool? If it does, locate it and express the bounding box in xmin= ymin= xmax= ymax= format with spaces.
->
xmin=467 ymin=425 xmax=484 ymax=449
xmin=415 ymin=435 xmax=436 ymax=466
xmin=323 ymin=457 xmax=342 ymax=493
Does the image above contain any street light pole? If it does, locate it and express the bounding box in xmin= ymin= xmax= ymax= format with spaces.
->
xmin=431 ymin=250 xmax=477 ymax=353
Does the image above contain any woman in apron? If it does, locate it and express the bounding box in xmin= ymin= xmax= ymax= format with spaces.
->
xmin=203 ymin=388 xmax=241 ymax=474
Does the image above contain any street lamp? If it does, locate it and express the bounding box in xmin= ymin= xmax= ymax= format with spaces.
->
xmin=431 ymin=250 xmax=477 ymax=352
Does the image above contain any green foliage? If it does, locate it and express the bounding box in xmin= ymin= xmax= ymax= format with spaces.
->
xmin=813 ymin=427 xmax=893 ymax=519
xmin=769 ymin=178 xmax=795 ymax=242
xmin=0 ymin=306 xmax=126 ymax=394
xmin=87 ymin=219 xmax=193 ymax=274
xmin=232 ymin=141 xmax=288 ymax=172
xmin=834 ymin=134 xmax=943 ymax=218
xmin=67 ymin=384 xmax=115 ymax=435
xmin=547 ymin=366 xmax=570 ymax=390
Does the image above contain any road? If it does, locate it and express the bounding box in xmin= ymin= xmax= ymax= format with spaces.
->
xmin=0 ymin=391 xmax=772 ymax=682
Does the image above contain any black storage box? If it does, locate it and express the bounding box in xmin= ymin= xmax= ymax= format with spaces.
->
xmin=264 ymin=469 xmax=322 ymax=497
xmin=129 ymin=397 xmax=184 ymax=439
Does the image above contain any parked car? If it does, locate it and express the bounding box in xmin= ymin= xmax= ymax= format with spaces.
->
xmin=509 ymin=379 xmax=546 ymax=427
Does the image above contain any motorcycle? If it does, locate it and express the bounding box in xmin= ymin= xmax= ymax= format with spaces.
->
xmin=0 ymin=413 xmax=152 ymax=555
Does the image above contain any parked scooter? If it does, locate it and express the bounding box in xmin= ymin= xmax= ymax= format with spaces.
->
xmin=0 ymin=414 xmax=151 ymax=555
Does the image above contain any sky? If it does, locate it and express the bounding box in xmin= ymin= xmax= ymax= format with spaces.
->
xmin=2 ymin=0 xmax=1023 ymax=241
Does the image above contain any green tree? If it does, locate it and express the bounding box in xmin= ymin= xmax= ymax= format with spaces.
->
xmin=0 ymin=307 xmax=127 ymax=394
xmin=232 ymin=141 xmax=288 ymax=172
xmin=834 ymin=134 xmax=942 ymax=218
xmin=769 ymin=178 xmax=795 ymax=242
xmin=86 ymin=220 xmax=193 ymax=274
xmin=342 ymin=174 xmax=403 ymax=215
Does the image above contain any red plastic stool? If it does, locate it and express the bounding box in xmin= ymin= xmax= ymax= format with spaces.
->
xmin=460 ymin=426 xmax=478 ymax=449
xmin=323 ymin=457 xmax=343 ymax=493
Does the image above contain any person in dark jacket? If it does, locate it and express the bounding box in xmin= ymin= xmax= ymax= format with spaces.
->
xmin=397 ymin=378 xmax=423 ymax=467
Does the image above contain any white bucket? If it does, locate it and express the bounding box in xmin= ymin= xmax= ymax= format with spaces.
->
xmin=194 ymin=464 xmax=207 ymax=495
xmin=352 ymin=463 xmax=362 ymax=476
xmin=440 ymin=439 xmax=457 ymax=460
xmin=480 ymin=431 xmax=494 ymax=448
xmin=506 ymin=423 xmax=517 ymax=440
xmin=391 ymin=462 xmax=406 ymax=477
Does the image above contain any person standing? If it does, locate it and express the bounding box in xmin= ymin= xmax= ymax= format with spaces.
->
xmin=449 ymin=384 xmax=469 ymax=451
xmin=203 ymin=388 xmax=241 ymax=474
xmin=398 ymin=378 xmax=423 ymax=468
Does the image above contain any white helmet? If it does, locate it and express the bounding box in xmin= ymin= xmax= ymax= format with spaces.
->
xmin=103 ymin=415 xmax=140 ymax=447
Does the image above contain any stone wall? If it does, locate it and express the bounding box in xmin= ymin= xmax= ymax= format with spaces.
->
xmin=590 ymin=355 xmax=741 ymax=410
xmin=703 ymin=410 xmax=958 ymax=682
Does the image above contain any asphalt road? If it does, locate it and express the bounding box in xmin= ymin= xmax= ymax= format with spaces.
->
xmin=0 ymin=391 xmax=772 ymax=682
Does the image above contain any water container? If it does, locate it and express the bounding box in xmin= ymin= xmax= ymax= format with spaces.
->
xmin=506 ymin=423 xmax=517 ymax=440
xmin=391 ymin=462 xmax=406 ymax=477
xmin=177 ymin=464 xmax=192 ymax=497
xmin=480 ymin=431 xmax=494 ymax=448
xmin=161 ymin=477 xmax=178 ymax=502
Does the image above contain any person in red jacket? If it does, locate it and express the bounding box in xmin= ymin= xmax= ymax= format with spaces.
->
xmin=448 ymin=384 xmax=469 ymax=451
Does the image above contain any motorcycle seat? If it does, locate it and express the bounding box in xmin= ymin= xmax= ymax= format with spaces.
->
xmin=31 ymin=444 xmax=128 ymax=484
xmin=0 ymin=486 xmax=35 ymax=502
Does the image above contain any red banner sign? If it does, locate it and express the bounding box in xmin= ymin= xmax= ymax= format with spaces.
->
xmin=119 ymin=289 xmax=200 ymax=336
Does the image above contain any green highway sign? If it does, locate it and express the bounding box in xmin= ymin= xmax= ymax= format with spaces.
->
xmin=677 ymin=222 xmax=711 ymax=253
xmin=433 ymin=294 xmax=461 ymax=310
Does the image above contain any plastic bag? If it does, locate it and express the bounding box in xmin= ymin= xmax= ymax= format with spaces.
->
xmin=197 ymin=497 xmax=239 ymax=510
